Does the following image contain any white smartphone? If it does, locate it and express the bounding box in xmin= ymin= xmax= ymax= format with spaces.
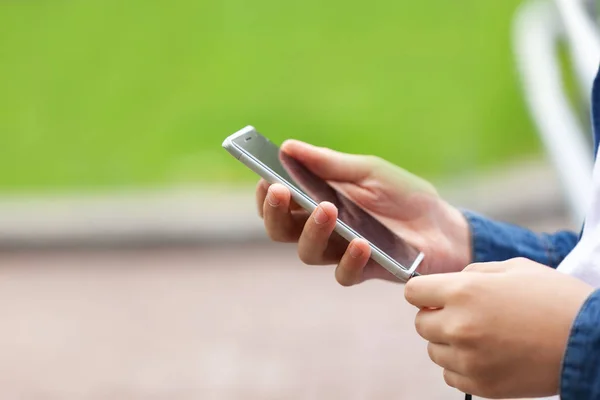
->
xmin=222 ymin=125 xmax=424 ymax=282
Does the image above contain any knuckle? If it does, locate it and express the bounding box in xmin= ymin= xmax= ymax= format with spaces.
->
xmin=335 ymin=256 xmax=363 ymax=287
xmin=264 ymin=227 xmax=282 ymax=242
xmin=265 ymin=225 xmax=296 ymax=243
xmin=265 ymin=224 xmax=293 ymax=243
xmin=272 ymin=233 xmax=294 ymax=243
xmin=443 ymin=322 xmax=461 ymax=342
xmin=446 ymin=284 xmax=467 ymax=304
xmin=364 ymin=181 xmax=387 ymax=203
xmin=336 ymin=272 xmax=356 ymax=287
xmin=414 ymin=311 xmax=425 ymax=337
xmin=447 ymin=278 xmax=478 ymax=303
xmin=443 ymin=319 xmax=475 ymax=344
xmin=297 ymin=248 xmax=318 ymax=265
xmin=443 ymin=370 xmax=475 ymax=396
xmin=297 ymin=230 xmax=337 ymax=265
xmin=462 ymin=262 xmax=482 ymax=272
xmin=443 ymin=370 xmax=457 ymax=388
xmin=426 ymin=342 xmax=437 ymax=363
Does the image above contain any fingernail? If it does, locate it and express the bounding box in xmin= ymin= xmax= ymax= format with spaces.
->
xmin=267 ymin=191 xmax=280 ymax=207
xmin=349 ymin=243 xmax=363 ymax=258
xmin=313 ymin=206 xmax=329 ymax=224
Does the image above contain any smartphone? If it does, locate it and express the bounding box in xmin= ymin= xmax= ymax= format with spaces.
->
xmin=222 ymin=126 xmax=424 ymax=282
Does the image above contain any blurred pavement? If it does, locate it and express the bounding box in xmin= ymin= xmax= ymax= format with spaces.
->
xmin=0 ymin=245 xmax=462 ymax=400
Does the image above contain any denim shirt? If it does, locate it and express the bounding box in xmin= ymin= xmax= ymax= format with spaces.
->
xmin=462 ymin=68 xmax=600 ymax=399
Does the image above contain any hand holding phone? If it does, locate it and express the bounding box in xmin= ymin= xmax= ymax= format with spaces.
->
xmin=223 ymin=126 xmax=471 ymax=284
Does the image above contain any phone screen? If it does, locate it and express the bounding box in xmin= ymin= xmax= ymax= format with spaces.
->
xmin=232 ymin=132 xmax=422 ymax=271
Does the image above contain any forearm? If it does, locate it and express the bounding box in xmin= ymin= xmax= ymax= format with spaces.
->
xmin=463 ymin=210 xmax=578 ymax=268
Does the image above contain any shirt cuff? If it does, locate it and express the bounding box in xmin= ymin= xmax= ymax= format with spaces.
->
xmin=461 ymin=210 xmax=577 ymax=268
xmin=462 ymin=209 xmax=495 ymax=263
xmin=561 ymin=289 xmax=600 ymax=400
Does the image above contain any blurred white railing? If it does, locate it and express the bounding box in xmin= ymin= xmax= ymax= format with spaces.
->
xmin=513 ymin=0 xmax=600 ymax=225
xmin=555 ymin=0 xmax=600 ymax=93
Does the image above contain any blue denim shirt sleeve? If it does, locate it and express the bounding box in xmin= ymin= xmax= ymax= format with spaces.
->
xmin=462 ymin=210 xmax=578 ymax=268
xmin=560 ymin=289 xmax=600 ymax=400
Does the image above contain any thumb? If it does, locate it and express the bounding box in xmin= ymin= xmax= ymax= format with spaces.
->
xmin=281 ymin=140 xmax=376 ymax=182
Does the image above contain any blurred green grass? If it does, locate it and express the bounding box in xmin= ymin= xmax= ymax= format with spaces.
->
xmin=0 ymin=0 xmax=537 ymax=192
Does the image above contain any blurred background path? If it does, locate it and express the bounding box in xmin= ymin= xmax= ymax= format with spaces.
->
xmin=0 ymin=245 xmax=458 ymax=400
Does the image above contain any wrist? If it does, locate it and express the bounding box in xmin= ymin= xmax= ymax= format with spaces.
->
xmin=450 ymin=205 xmax=472 ymax=266
xmin=438 ymin=201 xmax=472 ymax=270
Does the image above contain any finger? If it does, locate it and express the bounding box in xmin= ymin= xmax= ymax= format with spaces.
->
xmin=404 ymin=273 xmax=460 ymax=308
xmin=414 ymin=308 xmax=448 ymax=344
xmin=256 ymin=179 xmax=269 ymax=218
xmin=263 ymin=184 xmax=305 ymax=242
xmin=427 ymin=343 xmax=464 ymax=373
xmin=443 ymin=369 xmax=475 ymax=396
xmin=335 ymin=239 xmax=371 ymax=286
xmin=296 ymin=202 xmax=339 ymax=264
xmin=257 ymin=180 xmax=303 ymax=218
xmin=281 ymin=140 xmax=376 ymax=182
